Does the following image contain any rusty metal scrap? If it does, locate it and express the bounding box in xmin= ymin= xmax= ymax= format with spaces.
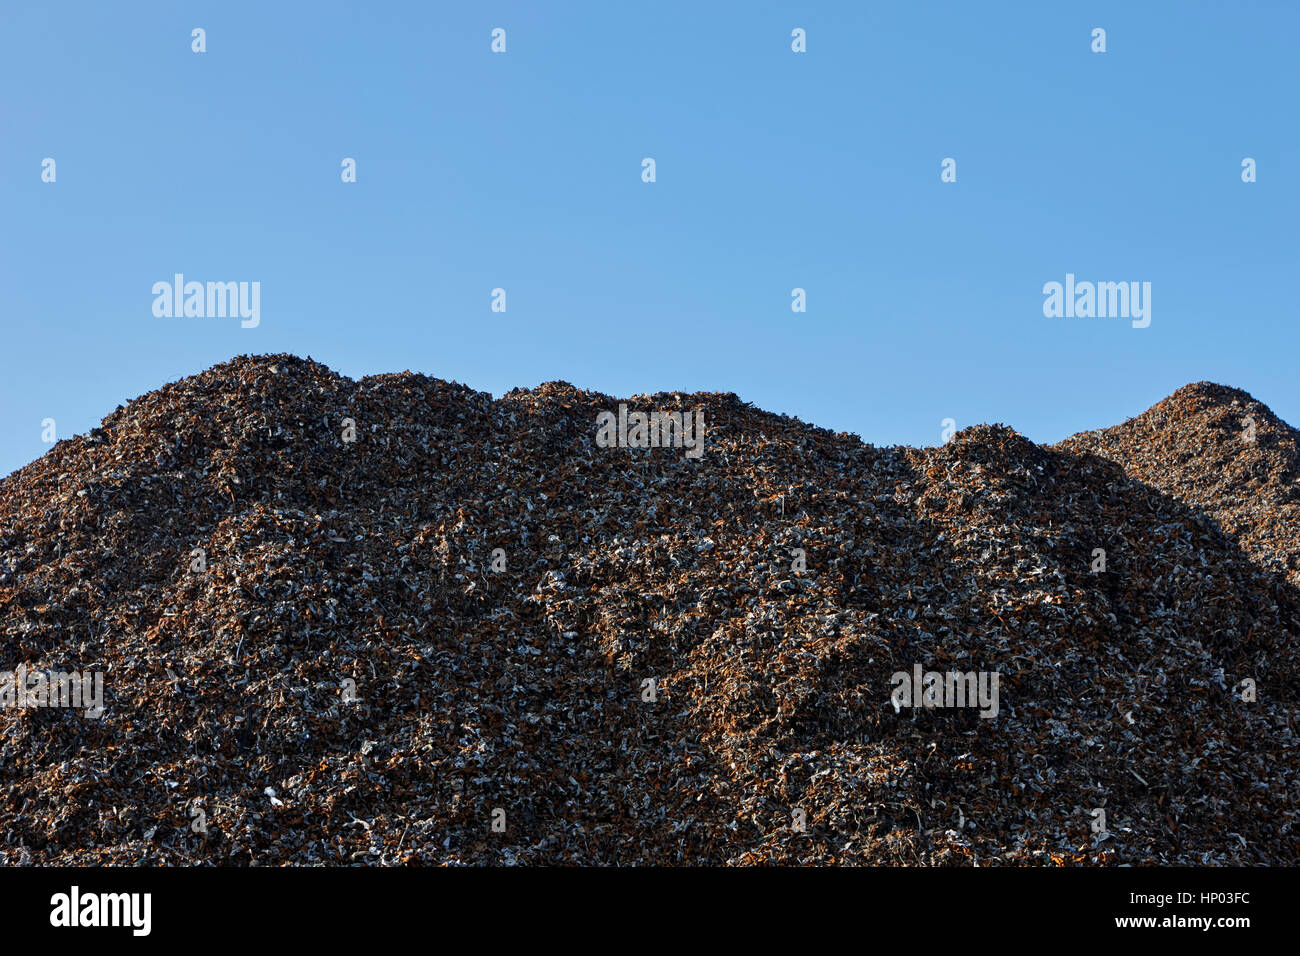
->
xmin=0 ymin=357 xmax=1295 ymax=865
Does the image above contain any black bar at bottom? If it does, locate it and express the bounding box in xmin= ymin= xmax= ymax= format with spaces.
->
xmin=0 ymin=865 xmax=1274 ymax=943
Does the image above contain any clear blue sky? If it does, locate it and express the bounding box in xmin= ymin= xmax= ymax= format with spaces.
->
xmin=3 ymin=1 xmax=1296 ymax=478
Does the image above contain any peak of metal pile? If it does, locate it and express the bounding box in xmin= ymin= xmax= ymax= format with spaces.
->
xmin=1059 ymin=382 xmax=1300 ymax=589
xmin=1 ymin=356 xmax=1296 ymax=865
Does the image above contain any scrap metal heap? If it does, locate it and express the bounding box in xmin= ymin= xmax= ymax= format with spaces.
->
xmin=1 ymin=355 xmax=1295 ymax=864
xmin=1060 ymin=382 xmax=1300 ymax=589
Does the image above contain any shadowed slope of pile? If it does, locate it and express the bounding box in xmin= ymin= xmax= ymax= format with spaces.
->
xmin=1059 ymin=382 xmax=1300 ymax=589
xmin=1 ymin=356 xmax=1296 ymax=865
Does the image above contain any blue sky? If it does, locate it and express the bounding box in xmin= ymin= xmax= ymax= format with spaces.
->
xmin=3 ymin=1 xmax=1296 ymax=478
